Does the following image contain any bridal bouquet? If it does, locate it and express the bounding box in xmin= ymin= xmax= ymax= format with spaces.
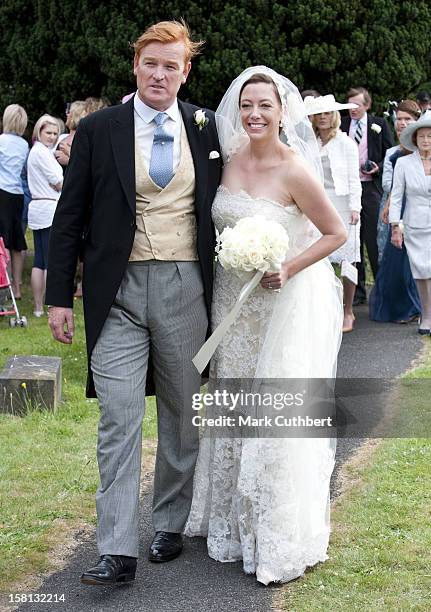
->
xmin=215 ymin=215 xmax=290 ymax=274
xmin=193 ymin=215 xmax=290 ymax=373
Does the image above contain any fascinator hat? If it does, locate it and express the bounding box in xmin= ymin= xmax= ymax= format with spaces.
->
xmin=304 ymin=94 xmax=358 ymax=115
xmin=216 ymin=66 xmax=323 ymax=180
xmin=400 ymin=110 xmax=431 ymax=151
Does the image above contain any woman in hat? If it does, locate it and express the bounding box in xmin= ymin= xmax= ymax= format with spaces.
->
xmin=305 ymin=94 xmax=362 ymax=332
xmin=390 ymin=111 xmax=431 ymax=335
xmin=369 ymin=100 xmax=421 ymax=323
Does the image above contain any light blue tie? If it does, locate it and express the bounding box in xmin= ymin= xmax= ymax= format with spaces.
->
xmin=149 ymin=112 xmax=174 ymax=188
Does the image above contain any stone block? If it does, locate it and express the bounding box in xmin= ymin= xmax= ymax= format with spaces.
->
xmin=0 ymin=355 xmax=62 ymax=415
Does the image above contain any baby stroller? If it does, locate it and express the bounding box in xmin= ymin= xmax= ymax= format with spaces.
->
xmin=0 ymin=237 xmax=28 ymax=327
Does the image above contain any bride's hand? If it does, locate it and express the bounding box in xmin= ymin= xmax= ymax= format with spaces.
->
xmin=261 ymin=263 xmax=290 ymax=291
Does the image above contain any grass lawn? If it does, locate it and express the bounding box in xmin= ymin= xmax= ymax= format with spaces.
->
xmin=283 ymin=345 xmax=431 ymax=611
xmin=0 ymin=251 xmax=157 ymax=595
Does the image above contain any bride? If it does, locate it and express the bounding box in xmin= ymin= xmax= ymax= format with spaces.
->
xmin=185 ymin=67 xmax=346 ymax=584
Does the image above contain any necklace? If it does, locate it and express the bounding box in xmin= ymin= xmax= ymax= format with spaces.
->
xmin=420 ymin=155 xmax=431 ymax=161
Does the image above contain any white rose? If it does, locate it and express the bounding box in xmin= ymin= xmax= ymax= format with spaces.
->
xmin=371 ymin=123 xmax=382 ymax=134
xmin=247 ymin=251 xmax=266 ymax=269
xmin=216 ymin=214 xmax=290 ymax=275
xmin=219 ymin=249 xmax=240 ymax=269
xmin=194 ymin=109 xmax=207 ymax=130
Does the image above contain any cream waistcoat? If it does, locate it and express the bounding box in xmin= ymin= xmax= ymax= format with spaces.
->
xmin=129 ymin=118 xmax=198 ymax=261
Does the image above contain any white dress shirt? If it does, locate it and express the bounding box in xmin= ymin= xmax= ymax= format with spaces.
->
xmin=133 ymin=93 xmax=182 ymax=172
xmin=27 ymin=142 xmax=63 ymax=230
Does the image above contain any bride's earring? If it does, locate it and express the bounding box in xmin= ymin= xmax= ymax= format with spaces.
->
xmin=278 ymin=119 xmax=283 ymax=137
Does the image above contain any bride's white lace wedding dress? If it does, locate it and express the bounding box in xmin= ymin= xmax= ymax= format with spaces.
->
xmin=185 ymin=186 xmax=343 ymax=585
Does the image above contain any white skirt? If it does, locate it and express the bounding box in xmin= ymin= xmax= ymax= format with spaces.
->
xmin=325 ymin=188 xmax=360 ymax=264
xmin=404 ymin=225 xmax=431 ymax=279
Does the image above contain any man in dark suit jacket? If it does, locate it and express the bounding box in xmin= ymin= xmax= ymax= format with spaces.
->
xmin=46 ymin=21 xmax=221 ymax=585
xmin=341 ymin=86 xmax=394 ymax=303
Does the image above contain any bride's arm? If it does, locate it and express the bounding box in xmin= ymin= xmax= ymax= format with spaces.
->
xmin=263 ymin=159 xmax=347 ymax=289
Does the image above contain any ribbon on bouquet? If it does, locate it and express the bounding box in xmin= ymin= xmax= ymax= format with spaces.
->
xmin=192 ymin=269 xmax=264 ymax=373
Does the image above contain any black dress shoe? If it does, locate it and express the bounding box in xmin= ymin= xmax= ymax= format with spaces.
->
xmin=418 ymin=328 xmax=431 ymax=336
xmin=149 ymin=531 xmax=183 ymax=562
xmin=80 ymin=555 xmax=137 ymax=585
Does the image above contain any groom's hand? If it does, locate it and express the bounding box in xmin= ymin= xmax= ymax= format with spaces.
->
xmin=48 ymin=306 xmax=75 ymax=344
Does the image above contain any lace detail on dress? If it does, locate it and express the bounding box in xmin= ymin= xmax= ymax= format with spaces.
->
xmin=185 ymin=187 xmax=342 ymax=585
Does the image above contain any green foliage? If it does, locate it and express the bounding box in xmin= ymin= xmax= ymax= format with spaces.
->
xmin=0 ymin=0 xmax=431 ymax=123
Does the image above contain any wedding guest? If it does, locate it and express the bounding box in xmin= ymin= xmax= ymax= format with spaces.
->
xmin=55 ymin=101 xmax=86 ymax=167
xmin=84 ymin=96 xmax=110 ymax=114
xmin=20 ymin=158 xmax=32 ymax=234
xmin=416 ymin=90 xmax=431 ymax=114
xmin=370 ymin=100 xmax=421 ymax=323
xmin=122 ymin=92 xmax=135 ymax=104
xmin=379 ymin=102 xmax=421 ymax=244
xmin=55 ymin=117 xmax=66 ymax=136
xmin=390 ymin=112 xmax=431 ymax=335
xmin=306 ymin=94 xmax=362 ymax=332
xmin=300 ymin=88 xmax=320 ymax=100
xmin=341 ymin=87 xmax=394 ymax=304
xmin=0 ymin=104 xmax=29 ymax=298
xmin=27 ymin=115 xmax=63 ymax=316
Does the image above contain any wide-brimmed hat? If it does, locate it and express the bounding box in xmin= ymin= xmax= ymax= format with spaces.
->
xmin=400 ymin=110 xmax=431 ymax=151
xmin=304 ymin=94 xmax=358 ymax=115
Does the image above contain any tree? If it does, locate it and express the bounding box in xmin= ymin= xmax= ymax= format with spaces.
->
xmin=0 ymin=0 xmax=430 ymax=124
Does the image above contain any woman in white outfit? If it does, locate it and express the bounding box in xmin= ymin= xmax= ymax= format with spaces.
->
xmin=305 ymin=95 xmax=362 ymax=332
xmin=390 ymin=111 xmax=431 ymax=335
xmin=185 ymin=68 xmax=346 ymax=585
xmin=27 ymin=115 xmax=63 ymax=316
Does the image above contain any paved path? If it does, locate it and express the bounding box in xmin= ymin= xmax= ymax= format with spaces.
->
xmin=14 ymin=304 xmax=423 ymax=612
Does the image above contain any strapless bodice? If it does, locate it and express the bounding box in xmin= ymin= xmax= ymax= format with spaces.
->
xmin=212 ymin=185 xmax=319 ymax=256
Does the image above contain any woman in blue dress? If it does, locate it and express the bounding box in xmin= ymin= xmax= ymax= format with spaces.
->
xmin=369 ymin=100 xmax=421 ymax=323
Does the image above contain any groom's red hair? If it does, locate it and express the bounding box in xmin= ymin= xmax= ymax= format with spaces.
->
xmin=132 ymin=19 xmax=204 ymax=64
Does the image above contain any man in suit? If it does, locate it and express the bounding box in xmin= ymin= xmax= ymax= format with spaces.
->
xmin=46 ymin=20 xmax=221 ymax=585
xmin=341 ymin=86 xmax=394 ymax=303
xmin=416 ymin=90 xmax=431 ymax=113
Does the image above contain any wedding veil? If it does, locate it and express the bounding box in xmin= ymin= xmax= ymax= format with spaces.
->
xmin=215 ymin=66 xmax=323 ymax=180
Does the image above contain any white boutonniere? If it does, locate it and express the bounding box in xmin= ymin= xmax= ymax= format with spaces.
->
xmin=209 ymin=150 xmax=220 ymax=159
xmin=194 ymin=109 xmax=209 ymax=130
xmin=371 ymin=123 xmax=382 ymax=134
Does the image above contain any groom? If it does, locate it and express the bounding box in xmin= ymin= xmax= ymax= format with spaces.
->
xmin=46 ymin=20 xmax=221 ymax=585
